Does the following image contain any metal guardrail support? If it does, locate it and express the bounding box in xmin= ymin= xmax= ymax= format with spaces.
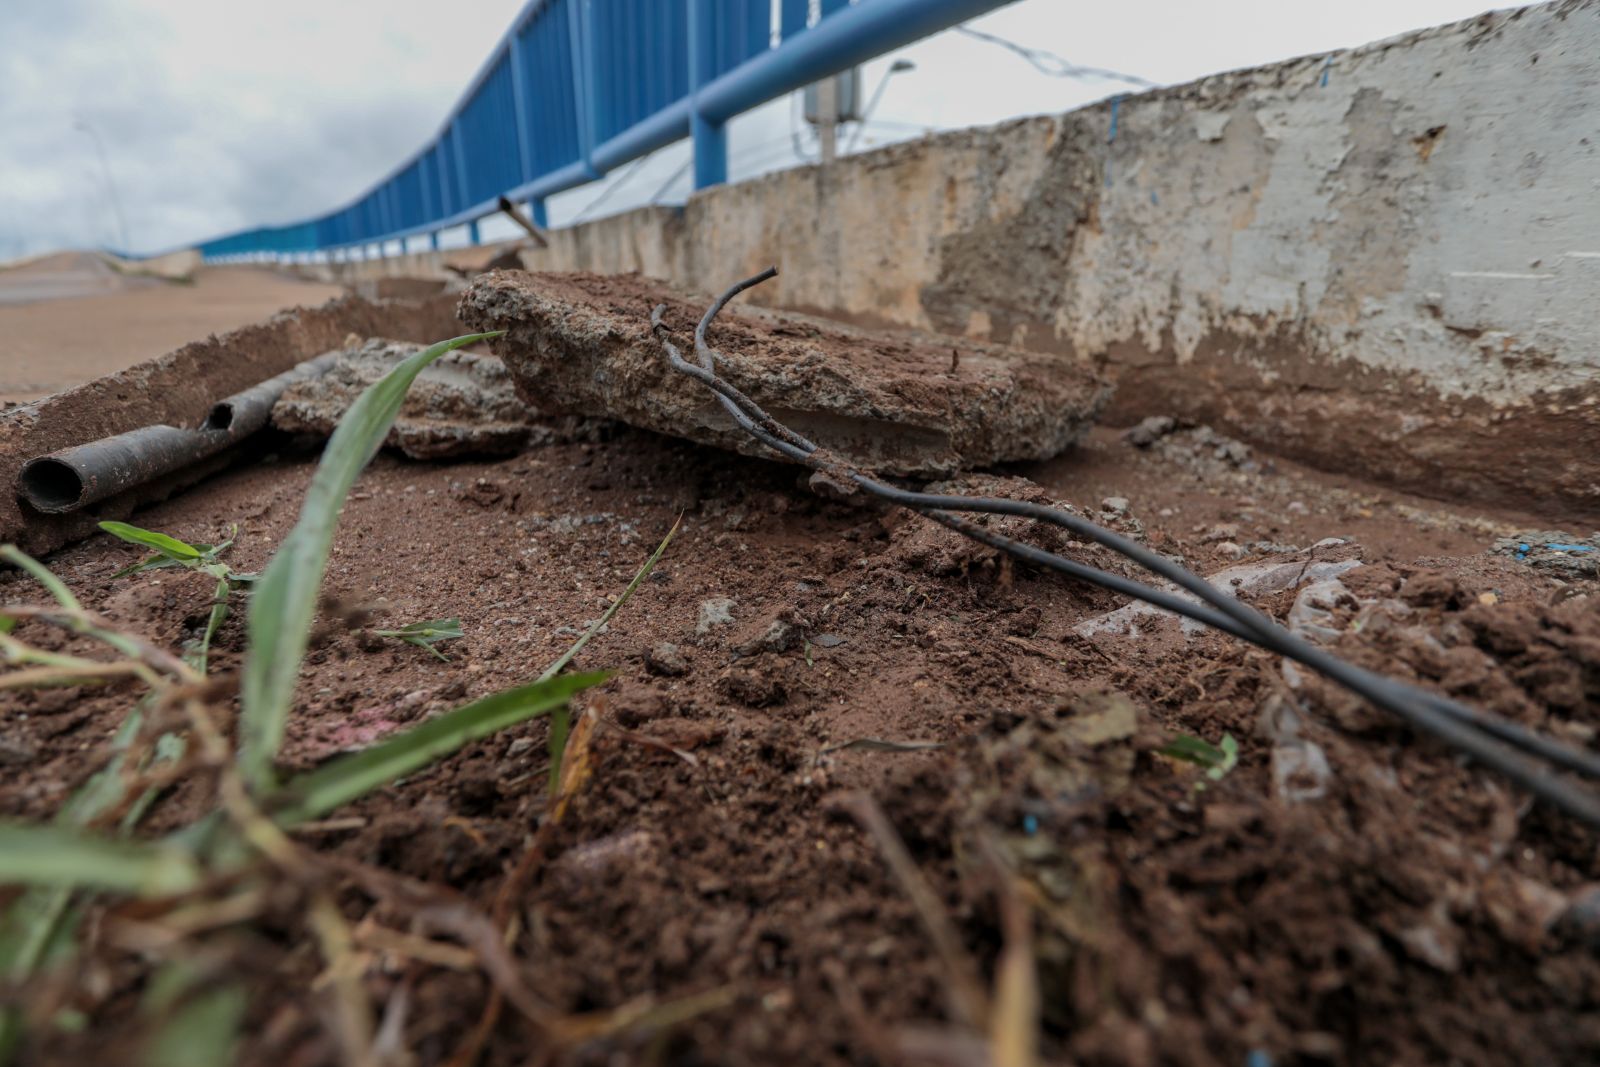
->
xmin=689 ymin=0 xmax=728 ymax=189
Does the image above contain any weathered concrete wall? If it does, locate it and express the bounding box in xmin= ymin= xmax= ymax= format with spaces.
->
xmin=312 ymin=0 xmax=1600 ymax=514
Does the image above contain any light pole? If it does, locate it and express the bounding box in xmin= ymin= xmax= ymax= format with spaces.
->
xmin=74 ymin=118 xmax=130 ymax=253
xmin=846 ymin=58 xmax=916 ymax=155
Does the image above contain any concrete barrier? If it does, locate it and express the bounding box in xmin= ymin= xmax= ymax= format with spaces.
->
xmin=307 ymin=0 xmax=1600 ymax=515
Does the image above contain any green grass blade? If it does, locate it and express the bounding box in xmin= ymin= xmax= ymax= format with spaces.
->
xmin=188 ymin=576 xmax=230 ymax=675
xmin=141 ymin=982 xmax=247 ymax=1067
xmin=373 ymin=618 xmax=464 ymax=644
xmin=0 ymin=546 xmax=81 ymax=612
xmin=271 ymin=669 xmax=608 ymax=827
xmin=110 ymin=554 xmax=185 ymax=579
xmin=374 ymin=618 xmax=464 ymax=660
xmin=1159 ymin=732 xmax=1240 ymax=782
xmin=0 ymin=824 xmax=199 ymax=897
xmin=97 ymin=522 xmax=202 ymax=562
xmin=539 ymin=518 xmax=679 ymax=683
xmin=0 ymin=709 xmax=147 ymax=972
xmin=237 ymin=332 xmax=501 ymax=793
xmin=547 ymin=706 xmax=570 ymax=796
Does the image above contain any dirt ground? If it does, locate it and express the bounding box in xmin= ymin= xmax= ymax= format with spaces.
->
xmin=0 ymin=257 xmax=341 ymax=403
xmin=4 ymin=384 xmax=1597 ymax=1065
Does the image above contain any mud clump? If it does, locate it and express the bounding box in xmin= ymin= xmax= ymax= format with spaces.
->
xmin=271 ymin=337 xmax=606 ymax=458
xmin=458 ymin=270 xmax=1111 ymax=476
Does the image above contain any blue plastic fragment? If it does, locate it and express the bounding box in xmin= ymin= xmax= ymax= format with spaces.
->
xmin=1544 ymin=543 xmax=1595 ymax=553
xmin=1246 ymin=1052 xmax=1275 ymax=1067
xmin=1022 ymin=814 xmax=1039 ymax=835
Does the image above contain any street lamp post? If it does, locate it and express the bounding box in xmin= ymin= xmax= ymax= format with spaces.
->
xmin=846 ymin=58 xmax=917 ymax=154
xmin=74 ymin=119 xmax=130 ymax=253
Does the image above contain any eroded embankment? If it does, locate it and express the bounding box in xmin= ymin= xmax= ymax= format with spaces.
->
xmin=4 ymin=410 xmax=1597 ymax=1066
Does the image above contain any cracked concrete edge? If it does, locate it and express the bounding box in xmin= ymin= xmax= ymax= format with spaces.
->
xmin=457 ymin=270 xmax=1112 ymax=476
xmin=269 ymin=338 xmax=610 ymax=459
xmin=0 ymin=292 xmax=464 ymax=557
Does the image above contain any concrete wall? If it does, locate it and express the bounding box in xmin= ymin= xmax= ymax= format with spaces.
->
xmin=315 ymin=0 xmax=1600 ymax=515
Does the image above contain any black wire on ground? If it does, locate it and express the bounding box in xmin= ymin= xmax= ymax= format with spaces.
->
xmin=650 ymin=268 xmax=1600 ymax=827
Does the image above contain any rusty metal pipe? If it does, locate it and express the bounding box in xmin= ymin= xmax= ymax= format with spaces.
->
xmin=18 ymin=351 xmax=342 ymax=514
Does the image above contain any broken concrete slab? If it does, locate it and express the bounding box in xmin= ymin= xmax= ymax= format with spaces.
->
xmin=270 ymin=338 xmax=606 ymax=459
xmin=457 ymin=271 xmax=1110 ymax=477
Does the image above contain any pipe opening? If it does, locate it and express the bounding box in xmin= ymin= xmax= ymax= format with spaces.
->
xmin=19 ymin=458 xmax=86 ymax=513
xmin=205 ymin=402 xmax=234 ymax=431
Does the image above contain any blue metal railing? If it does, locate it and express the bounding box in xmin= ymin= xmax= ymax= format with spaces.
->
xmin=198 ymin=0 xmax=1014 ymax=261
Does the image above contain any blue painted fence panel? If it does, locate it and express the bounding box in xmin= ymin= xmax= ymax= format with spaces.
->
xmin=197 ymin=0 xmax=1014 ymax=260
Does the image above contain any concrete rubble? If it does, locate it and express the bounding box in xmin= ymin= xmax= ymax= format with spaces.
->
xmin=270 ymin=337 xmax=605 ymax=459
xmin=1074 ymin=539 xmax=1364 ymax=641
xmin=457 ymin=270 xmax=1111 ymax=477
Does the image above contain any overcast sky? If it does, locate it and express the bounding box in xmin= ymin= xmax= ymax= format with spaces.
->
xmin=0 ymin=0 xmax=1529 ymax=261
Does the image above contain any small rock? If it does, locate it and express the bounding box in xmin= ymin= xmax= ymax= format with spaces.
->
xmin=695 ymin=597 xmax=736 ymax=636
xmin=812 ymin=633 xmax=847 ymax=648
xmin=505 ymin=737 xmax=536 ymax=758
xmin=1272 ymin=740 xmax=1331 ymax=802
xmin=1100 ymin=496 xmax=1130 ymax=515
xmin=549 ymin=830 xmax=659 ymax=893
xmin=1203 ymin=523 xmax=1242 ymax=544
xmin=1399 ymin=571 xmax=1459 ymax=608
xmin=1214 ymin=439 xmax=1252 ymax=466
xmin=1286 ymin=500 xmax=1309 ymax=515
xmin=1060 ymin=690 xmax=1140 ymax=746
xmin=1213 ymin=541 xmax=1247 ymax=561
xmin=644 ymin=642 xmax=689 ymax=676
xmin=1397 ymin=904 xmax=1462 ymax=972
xmin=721 ymin=664 xmax=787 ymax=707
xmin=0 ymin=730 xmax=38 ymax=766
xmin=1124 ymin=415 xmax=1176 ymax=448
xmin=735 ymin=615 xmax=802 ymax=657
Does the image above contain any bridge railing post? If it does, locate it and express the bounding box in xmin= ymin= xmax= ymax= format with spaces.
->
xmin=689 ymin=0 xmax=728 ymax=189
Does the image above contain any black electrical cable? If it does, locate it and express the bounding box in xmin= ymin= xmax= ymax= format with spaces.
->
xmin=650 ymin=268 xmax=1600 ymax=827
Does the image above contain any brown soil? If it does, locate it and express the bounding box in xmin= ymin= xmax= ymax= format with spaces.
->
xmin=0 ymin=263 xmax=341 ymax=404
xmin=3 ymin=409 xmax=1598 ymax=1065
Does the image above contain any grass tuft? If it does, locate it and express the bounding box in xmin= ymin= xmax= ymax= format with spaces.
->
xmin=238 ymin=331 xmax=500 ymax=793
xmin=0 ymin=328 xmax=692 ymax=1063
